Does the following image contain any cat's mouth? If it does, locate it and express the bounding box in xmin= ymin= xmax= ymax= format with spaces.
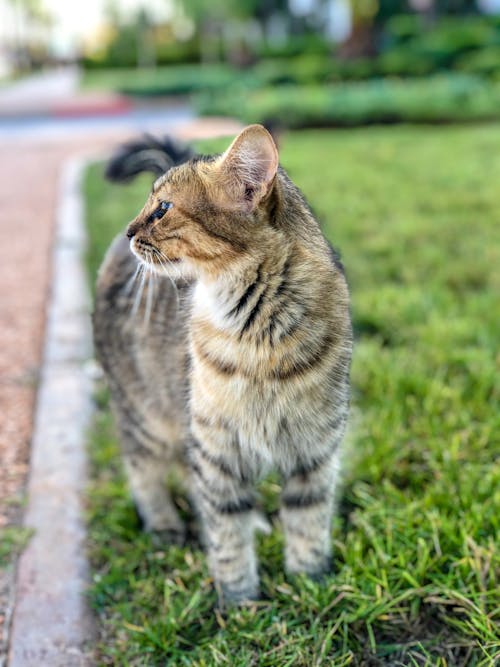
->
xmin=130 ymin=238 xmax=181 ymax=266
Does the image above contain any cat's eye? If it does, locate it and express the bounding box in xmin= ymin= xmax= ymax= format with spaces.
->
xmin=148 ymin=201 xmax=173 ymax=223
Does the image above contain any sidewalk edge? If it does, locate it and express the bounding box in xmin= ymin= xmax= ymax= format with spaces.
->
xmin=8 ymin=156 xmax=96 ymax=667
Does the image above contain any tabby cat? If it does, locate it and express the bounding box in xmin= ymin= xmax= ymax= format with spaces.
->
xmin=93 ymin=125 xmax=352 ymax=605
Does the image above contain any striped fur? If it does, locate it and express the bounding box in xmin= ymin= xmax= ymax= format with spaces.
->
xmin=93 ymin=125 xmax=352 ymax=605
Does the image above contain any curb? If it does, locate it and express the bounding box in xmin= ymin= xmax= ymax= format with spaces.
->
xmin=0 ymin=96 xmax=133 ymax=121
xmin=8 ymin=157 xmax=96 ymax=666
xmin=51 ymin=94 xmax=133 ymax=118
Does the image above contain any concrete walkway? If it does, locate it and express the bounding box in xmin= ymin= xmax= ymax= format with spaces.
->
xmin=0 ymin=67 xmax=130 ymax=120
xmin=7 ymin=156 xmax=96 ymax=667
xmin=0 ymin=67 xmax=80 ymax=114
xmin=0 ymin=67 xmax=195 ymax=140
xmin=0 ymin=136 xmax=126 ymax=667
xmin=0 ymin=68 xmax=241 ymax=666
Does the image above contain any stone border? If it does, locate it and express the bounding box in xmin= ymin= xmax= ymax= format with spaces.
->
xmin=8 ymin=157 xmax=95 ymax=667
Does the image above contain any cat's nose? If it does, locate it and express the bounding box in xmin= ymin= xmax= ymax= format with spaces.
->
xmin=126 ymin=219 xmax=139 ymax=239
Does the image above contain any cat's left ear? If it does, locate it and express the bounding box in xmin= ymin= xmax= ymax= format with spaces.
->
xmin=217 ymin=124 xmax=279 ymax=211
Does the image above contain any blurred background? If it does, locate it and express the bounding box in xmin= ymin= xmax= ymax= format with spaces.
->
xmin=2 ymin=0 xmax=500 ymax=129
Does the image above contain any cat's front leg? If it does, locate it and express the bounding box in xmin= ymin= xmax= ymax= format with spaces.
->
xmin=188 ymin=437 xmax=259 ymax=605
xmin=280 ymin=443 xmax=342 ymax=577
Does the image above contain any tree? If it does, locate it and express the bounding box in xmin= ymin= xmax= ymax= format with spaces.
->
xmin=7 ymin=0 xmax=53 ymax=70
xmin=179 ymin=0 xmax=257 ymax=64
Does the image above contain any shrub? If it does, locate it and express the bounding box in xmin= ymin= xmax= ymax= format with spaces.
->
xmin=410 ymin=18 xmax=500 ymax=68
xmin=113 ymin=64 xmax=236 ymax=97
xmin=257 ymin=54 xmax=351 ymax=86
xmin=83 ymin=41 xmax=201 ymax=70
xmin=375 ymin=47 xmax=435 ymax=77
xmin=384 ymin=14 xmax=423 ymax=45
xmin=154 ymin=39 xmax=201 ymax=66
xmin=289 ymin=53 xmax=334 ymax=84
xmin=256 ymin=33 xmax=331 ymax=59
xmin=455 ymin=45 xmax=500 ymax=78
xmin=196 ymin=75 xmax=500 ymax=128
xmin=381 ymin=15 xmax=500 ymax=73
xmin=249 ymin=59 xmax=296 ymax=86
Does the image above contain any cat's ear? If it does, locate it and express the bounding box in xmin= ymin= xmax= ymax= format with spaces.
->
xmin=217 ymin=125 xmax=279 ymax=211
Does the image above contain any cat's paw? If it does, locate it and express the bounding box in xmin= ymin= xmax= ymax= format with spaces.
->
xmin=149 ymin=526 xmax=186 ymax=547
xmin=133 ymin=500 xmax=186 ymax=545
xmin=216 ymin=582 xmax=260 ymax=609
xmin=285 ymin=556 xmax=332 ymax=582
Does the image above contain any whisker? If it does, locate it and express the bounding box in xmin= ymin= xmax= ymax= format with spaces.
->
xmin=124 ymin=261 xmax=141 ymax=296
xmin=150 ymin=247 xmax=180 ymax=311
xmin=131 ymin=263 xmax=146 ymax=318
xmin=144 ymin=250 xmax=155 ymax=327
xmin=154 ymin=246 xmax=182 ymax=279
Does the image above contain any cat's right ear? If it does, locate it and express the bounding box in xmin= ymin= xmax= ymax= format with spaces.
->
xmin=215 ymin=125 xmax=279 ymax=211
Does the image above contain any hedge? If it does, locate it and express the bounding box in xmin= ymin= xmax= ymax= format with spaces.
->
xmin=195 ymin=75 xmax=500 ymax=128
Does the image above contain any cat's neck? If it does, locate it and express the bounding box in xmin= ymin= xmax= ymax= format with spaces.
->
xmin=192 ymin=239 xmax=300 ymax=336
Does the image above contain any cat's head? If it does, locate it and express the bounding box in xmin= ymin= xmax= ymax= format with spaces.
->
xmin=126 ymin=124 xmax=279 ymax=280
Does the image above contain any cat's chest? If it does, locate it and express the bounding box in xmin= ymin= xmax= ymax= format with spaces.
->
xmin=188 ymin=284 xmax=325 ymax=468
xmin=190 ymin=282 xmax=279 ymax=384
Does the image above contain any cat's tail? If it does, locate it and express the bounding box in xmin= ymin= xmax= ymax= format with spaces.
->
xmin=105 ymin=134 xmax=195 ymax=183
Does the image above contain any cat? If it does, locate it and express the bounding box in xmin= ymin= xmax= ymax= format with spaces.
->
xmin=93 ymin=124 xmax=352 ymax=605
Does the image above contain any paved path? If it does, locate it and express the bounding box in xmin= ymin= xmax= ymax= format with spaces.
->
xmin=0 ymin=137 xmax=121 ymax=667
xmin=7 ymin=156 xmax=96 ymax=667
xmin=0 ymin=103 xmax=195 ymax=141
xmin=0 ymin=66 xmax=131 ymax=121
xmin=0 ymin=67 xmax=196 ymax=138
xmin=0 ymin=68 xmax=241 ymax=663
xmin=0 ymin=67 xmax=80 ymax=114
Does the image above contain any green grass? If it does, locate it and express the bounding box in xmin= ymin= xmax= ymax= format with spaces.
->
xmin=84 ymin=125 xmax=500 ymax=665
xmin=0 ymin=526 xmax=33 ymax=567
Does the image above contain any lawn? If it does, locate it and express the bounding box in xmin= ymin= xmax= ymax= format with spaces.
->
xmin=84 ymin=124 xmax=499 ymax=666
